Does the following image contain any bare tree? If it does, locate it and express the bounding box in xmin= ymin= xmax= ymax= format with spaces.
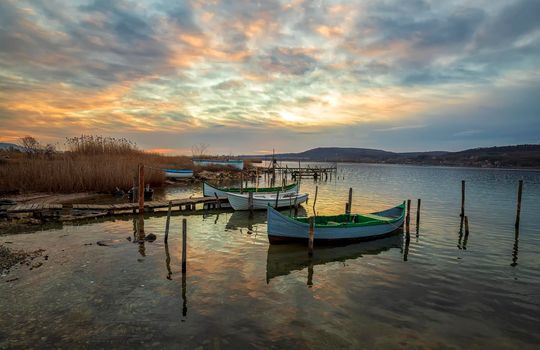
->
xmin=191 ymin=143 xmax=209 ymax=158
xmin=19 ymin=136 xmax=41 ymax=157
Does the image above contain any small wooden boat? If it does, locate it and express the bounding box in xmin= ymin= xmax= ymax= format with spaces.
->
xmin=193 ymin=159 xmax=244 ymax=170
xmin=203 ymin=182 xmax=298 ymax=197
xmin=163 ymin=169 xmax=193 ymax=179
xmin=227 ymin=192 xmax=309 ymax=211
xmin=267 ymin=202 xmax=405 ymax=243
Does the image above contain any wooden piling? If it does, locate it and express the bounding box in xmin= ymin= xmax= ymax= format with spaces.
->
xmin=312 ymin=185 xmax=318 ymax=215
xmin=164 ymin=201 xmax=172 ymax=243
xmin=182 ymin=218 xmax=187 ymax=273
xmin=275 ymin=190 xmax=280 ymax=209
xmin=248 ymin=192 xmax=254 ymax=216
xmin=138 ymin=164 xmax=145 ymax=213
xmin=461 ymin=180 xmax=465 ymax=217
xmin=240 ymin=172 xmax=244 ymax=194
xmin=406 ymin=199 xmax=411 ymax=230
xmin=515 ymin=180 xmax=523 ymax=228
xmin=308 ymin=216 xmax=314 ymax=256
xmin=416 ymin=198 xmax=421 ymax=227
xmin=346 ymin=187 xmax=353 ymax=215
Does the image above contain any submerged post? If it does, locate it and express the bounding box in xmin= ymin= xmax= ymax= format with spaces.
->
xmin=138 ymin=163 xmax=145 ymax=213
xmin=240 ymin=172 xmax=244 ymax=194
xmin=461 ymin=180 xmax=465 ymax=217
xmin=182 ymin=218 xmax=187 ymax=272
xmin=248 ymin=192 xmax=254 ymax=216
xmin=406 ymin=199 xmax=411 ymax=230
xmin=515 ymin=180 xmax=523 ymax=228
xmin=346 ymin=187 xmax=353 ymax=215
xmin=312 ymin=185 xmax=318 ymax=216
xmin=164 ymin=201 xmax=172 ymax=243
xmin=308 ymin=216 xmax=314 ymax=256
xmin=416 ymin=198 xmax=421 ymax=227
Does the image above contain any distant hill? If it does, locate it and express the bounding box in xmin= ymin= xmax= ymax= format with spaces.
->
xmin=243 ymin=144 xmax=540 ymax=168
xmin=0 ymin=142 xmax=22 ymax=151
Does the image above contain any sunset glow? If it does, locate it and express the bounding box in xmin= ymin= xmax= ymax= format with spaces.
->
xmin=0 ymin=0 xmax=539 ymax=153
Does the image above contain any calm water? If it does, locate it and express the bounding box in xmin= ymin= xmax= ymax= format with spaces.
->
xmin=1 ymin=163 xmax=540 ymax=349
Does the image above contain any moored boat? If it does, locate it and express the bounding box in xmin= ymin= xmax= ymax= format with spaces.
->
xmin=267 ymin=202 xmax=405 ymax=244
xmin=193 ymin=159 xmax=244 ymax=170
xmin=163 ymin=169 xmax=193 ymax=179
xmin=227 ymin=192 xmax=308 ymax=211
xmin=203 ymin=182 xmax=298 ymax=197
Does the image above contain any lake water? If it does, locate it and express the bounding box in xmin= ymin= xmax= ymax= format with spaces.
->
xmin=1 ymin=163 xmax=540 ymax=349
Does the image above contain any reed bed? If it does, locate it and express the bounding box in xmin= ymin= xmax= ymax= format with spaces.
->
xmin=0 ymin=152 xmax=193 ymax=194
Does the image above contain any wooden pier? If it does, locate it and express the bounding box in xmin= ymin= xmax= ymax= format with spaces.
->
xmin=1 ymin=196 xmax=229 ymax=221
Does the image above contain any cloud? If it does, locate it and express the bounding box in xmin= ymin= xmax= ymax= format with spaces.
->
xmin=0 ymin=0 xmax=538 ymax=153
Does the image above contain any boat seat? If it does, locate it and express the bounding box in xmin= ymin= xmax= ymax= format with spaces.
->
xmin=362 ymin=213 xmax=394 ymax=222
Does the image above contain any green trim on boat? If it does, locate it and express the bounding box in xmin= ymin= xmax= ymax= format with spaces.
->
xmin=206 ymin=182 xmax=297 ymax=193
xmin=291 ymin=203 xmax=405 ymax=228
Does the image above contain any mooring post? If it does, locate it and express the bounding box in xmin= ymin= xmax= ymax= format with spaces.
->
xmin=461 ymin=180 xmax=465 ymax=217
xmin=312 ymin=185 xmax=318 ymax=216
xmin=138 ymin=164 xmax=145 ymax=213
xmin=515 ymin=180 xmax=523 ymax=228
xmin=308 ymin=216 xmax=314 ymax=256
xmin=182 ymin=218 xmax=187 ymax=272
xmin=406 ymin=199 xmax=411 ymax=230
xmin=346 ymin=187 xmax=353 ymax=215
xmin=240 ymin=172 xmax=244 ymax=194
xmin=275 ymin=190 xmax=280 ymax=209
xmin=416 ymin=198 xmax=421 ymax=227
xmin=248 ymin=192 xmax=254 ymax=216
xmin=164 ymin=201 xmax=172 ymax=243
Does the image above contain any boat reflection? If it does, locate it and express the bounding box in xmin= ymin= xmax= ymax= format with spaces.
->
xmin=225 ymin=207 xmax=308 ymax=233
xmin=266 ymin=234 xmax=403 ymax=284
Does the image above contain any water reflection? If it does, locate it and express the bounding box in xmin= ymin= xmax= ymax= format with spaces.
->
xmin=182 ymin=271 xmax=188 ymax=317
xmin=164 ymin=242 xmax=172 ymax=280
xmin=266 ymin=235 xmax=402 ymax=284
xmin=225 ymin=207 xmax=308 ymax=233
xmin=511 ymin=227 xmax=519 ymax=267
xmin=457 ymin=217 xmax=470 ymax=250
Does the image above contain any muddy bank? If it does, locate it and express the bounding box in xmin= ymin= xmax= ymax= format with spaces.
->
xmin=0 ymin=244 xmax=46 ymax=277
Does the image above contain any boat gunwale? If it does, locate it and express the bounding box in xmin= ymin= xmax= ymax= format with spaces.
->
xmin=204 ymin=182 xmax=298 ymax=193
xmin=268 ymin=202 xmax=405 ymax=229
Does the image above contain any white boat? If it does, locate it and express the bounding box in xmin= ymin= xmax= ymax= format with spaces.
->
xmin=227 ymin=192 xmax=309 ymax=211
xmin=163 ymin=169 xmax=194 ymax=179
xmin=203 ymin=182 xmax=299 ymax=197
xmin=193 ymin=159 xmax=244 ymax=170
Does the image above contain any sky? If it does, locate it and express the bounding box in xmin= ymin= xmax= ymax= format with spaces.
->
xmin=0 ymin=0 xmax=539 ymax=155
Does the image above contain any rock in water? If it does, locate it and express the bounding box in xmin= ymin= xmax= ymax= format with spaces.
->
xmin=144 ymin=233 xmax=157 ymax=242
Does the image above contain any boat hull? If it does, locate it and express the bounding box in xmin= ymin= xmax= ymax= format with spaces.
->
xmin=267 ymin=204 xmax=405 ymax=243
xmin=227 ymin=192 xmax=308 ymax=211
xmin=193 ymin=159 xmax=244 ymax=170
xmin=203 ymin=182 xmax=298 ymax=197
xmin=163 ymin=169 xmax=193 ymax=179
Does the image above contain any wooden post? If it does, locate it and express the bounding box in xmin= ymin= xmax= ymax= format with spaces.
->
xmin=312 ymin=185 xmax=318 ymax=216
xmin=461 ymin=180 xmax=465 ymax=217
xmin=346 ymin=188 xmax=353 ymax=215
xmin=164 ymin=201 xmax=172 ymax=243
xmin=515 ymin=180 xmax=523 ymax=228
xmin=214 ymin=193 xmax=221 ymax=209
xmin=138 ymin=164 xmax=145 ymax=213
xmin=256 ymin=167 xmax=259 ymax=192
xmin=406 ymin=199 xmax=411 ymax=230
xmin=308 ymin=216 xmax=314 ymax=256
xmin=248 ymin=192 xmax=254 ymax=216
xmin=416 ymin=198 xmax=421 ymax=227
xmin=240 ymin=172 xmax=244 ymax=194
xmin=182 ymin=218 xmax=187 ymax=272
xmin=275 ymin=190 xmax=280 ymax=209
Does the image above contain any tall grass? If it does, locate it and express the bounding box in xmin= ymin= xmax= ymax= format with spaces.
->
xmin=0 ymin=136 xmax=195 ymax=193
